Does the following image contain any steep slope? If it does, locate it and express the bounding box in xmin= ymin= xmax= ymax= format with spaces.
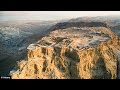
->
xmin=0 ymin=20 xmax=58 ymax=76
xmin=11 ymin=22 xmax=120 ymax=79
xmin=110 ymin=25 xmax=120 ymax=37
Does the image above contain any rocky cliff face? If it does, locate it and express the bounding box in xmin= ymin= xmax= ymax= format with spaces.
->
xmin=11 ymin=22 xmax=120 ymax=79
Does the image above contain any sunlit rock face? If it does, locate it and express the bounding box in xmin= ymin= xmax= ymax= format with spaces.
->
xmin=11 ymin=22 xmax=120 ymax=79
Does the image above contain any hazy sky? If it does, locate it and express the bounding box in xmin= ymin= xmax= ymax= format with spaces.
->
xmin=0 ymin=11 xmax=120 ymax=21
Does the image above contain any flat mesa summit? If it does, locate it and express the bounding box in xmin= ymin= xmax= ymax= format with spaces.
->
xmin=11 ymin=22 xmax=120 ymax=79
xmin=28 ymin=27 xmax=115 ymax=51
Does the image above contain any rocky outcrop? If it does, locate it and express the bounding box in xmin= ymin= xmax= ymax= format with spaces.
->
xmin=11 ymin=25 xmax=120 ymax=79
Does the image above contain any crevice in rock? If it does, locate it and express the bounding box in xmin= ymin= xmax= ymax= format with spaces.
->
xmin=42 ymin=60 xmax=47 ymax=72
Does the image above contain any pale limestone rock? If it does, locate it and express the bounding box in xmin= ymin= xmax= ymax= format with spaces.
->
xmin=11 ymin=27 xmax=120 ymax=79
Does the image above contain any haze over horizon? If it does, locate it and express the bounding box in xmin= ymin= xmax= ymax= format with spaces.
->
xmin=0 ymin=11 xmax=120 ymax=21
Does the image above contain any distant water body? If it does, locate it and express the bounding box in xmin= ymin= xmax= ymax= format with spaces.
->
xmin=0 ymin=16 xmax=70 ymax=21
xmin=0 ymin=16 xmax=44 ymax=21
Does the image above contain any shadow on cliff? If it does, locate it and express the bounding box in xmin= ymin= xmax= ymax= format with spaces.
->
xmin=0 ymin=34 xmax=46 ymax=76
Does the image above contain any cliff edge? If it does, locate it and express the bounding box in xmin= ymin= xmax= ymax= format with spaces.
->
xmin=11 ymin=22 xmax=120 ymax=79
